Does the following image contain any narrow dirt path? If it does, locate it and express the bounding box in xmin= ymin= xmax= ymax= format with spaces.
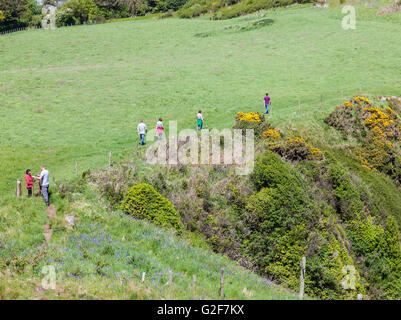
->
xmin=43 ymin=204 xmax=56 ymax=245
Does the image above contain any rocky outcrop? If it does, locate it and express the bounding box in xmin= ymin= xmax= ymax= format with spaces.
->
xmin=41 ymin=5 xmax=57 ymax=29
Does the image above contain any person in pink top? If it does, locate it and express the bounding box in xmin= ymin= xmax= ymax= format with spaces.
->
xmin=197 ymin=110 xmax=203 ymax=131
xmin=156 ymin=118 xmax=164 ymax=140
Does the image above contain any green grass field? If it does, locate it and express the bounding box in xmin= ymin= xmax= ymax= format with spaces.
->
xmin=1 ymin=4 xmax=401 ymax=194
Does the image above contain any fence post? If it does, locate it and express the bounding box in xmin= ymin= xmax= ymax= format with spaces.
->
xmin=108 ymin=151 xmax=112 ymax=168
xmin=320 ymin=94 xmax=323 ymax=107
xmin=299 ymin=256 xmax=306 ymax=300
xmin=168 ymin=269 xmax=173 ymax=286
xmin=75 ymin=161 xmax=78 ymax=176
xmin=298 ymin=99 xmax=301 ymax=112
xmin=16 ymin=180 xmax=22 ymax=197
xmin=219 ymin=268 xmax=224 ymax=299
xmin=136 ymin=141 xmax=139 ymax=157
xmin=341 ymin=88 xmax=343 ymax=100
xmin=141 ymin=272 xmax=146 ymax=283
xmin=192 ymin=274 xmax=196 ymax=295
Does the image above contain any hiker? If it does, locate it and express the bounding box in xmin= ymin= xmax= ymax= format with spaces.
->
xmin=37 ymin=165 xmax=50 ymax=206
xmin=197 ymin=110 xmax=203 ymax=131
xmin=264 ymin=93 xmax=271 ymax=114
xmin=156 ymin=118 xmax=164 ymax=140
xmin=24 ymin=169 xmax=34 ymax=197
xmin=138 ymin=120 xmax=147 ymax=146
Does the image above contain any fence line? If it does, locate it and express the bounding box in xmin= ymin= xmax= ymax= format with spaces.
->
xmin=0 ymin=25 xmax=43 ymax=35
xmin=0 ymin=21 xmax=99 ymax=36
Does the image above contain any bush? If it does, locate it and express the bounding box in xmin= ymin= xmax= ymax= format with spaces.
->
xmin=327 ymin=163 xmax=364 ymax=220
xmin=242 ymin=150 xmax=319 ymax=289
xmin=212 ymin=0 xmax=311 ymax=20
xmin=268 ymin=137 xmax=324 ymax=161
xmin=347 ymin=216 xmax=401 ymax=298
xmin=56 ymin=8 xmax=75 ymax=26
xmin=233 ymin=112 xmax=271 ymax=139
xmin=250 ymin=150 xmax=304 ymax=190
xmin=120 ymin=183 xmax=182 ymax=233
xmin=57 ymin=0 xmax=98 ymax=26
xmin=325 ymin=97 xmax=401 ymax=184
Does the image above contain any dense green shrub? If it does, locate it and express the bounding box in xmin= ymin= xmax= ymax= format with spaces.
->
xmin=250 ymin=150 xmax=304 ymax=190
xmin=347 ymin=216 xmax=401 ymax=298
xmin=0 ymin=0 xmax=41 ymax=31
xmin=242 ymin=150 xmax=319 ymax=289
xmin=327 ymin=163 xmax=364 ymax=221
xmin=267 ymin=136 xmax=324 ymax=161
xmin=56 ymin=8 xmax=75 ymax=26
xmin=177 ymin=0 xmax=312 ymax=19
xmin=120 ymin=183 xmax=182 ymax=233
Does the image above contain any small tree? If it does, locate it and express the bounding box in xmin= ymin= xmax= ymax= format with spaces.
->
xmin=61 ymin=0 xmax=98 ymax=24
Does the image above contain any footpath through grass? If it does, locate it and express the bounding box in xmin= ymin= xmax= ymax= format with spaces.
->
xmin=1 ymin=5 xmax=401 ymax=195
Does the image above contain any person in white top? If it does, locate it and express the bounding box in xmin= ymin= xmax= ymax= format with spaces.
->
xmin=36 ymin=165 xmax=50 ymax=206
xmin=137 ymin=120 xmax=147 ymax=145
xmin=197 ymin=110 xmax=203 ymax=131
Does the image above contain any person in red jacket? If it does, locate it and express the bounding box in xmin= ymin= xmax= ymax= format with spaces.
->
xmin=24 ymin=169 xmax=34 ymax=197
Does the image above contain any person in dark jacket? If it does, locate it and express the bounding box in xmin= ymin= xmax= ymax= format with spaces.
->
xmin=24 ymin=169 xmax=34 ymax=197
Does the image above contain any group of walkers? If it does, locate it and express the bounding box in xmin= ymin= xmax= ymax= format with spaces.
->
xmin=136 ymin=110 xmax=205 ymax=146
xmin=24 ymin=165 xmax=50 ymax=206
xmin=136 ymin=93 xmax=270 ymax=146
xmin=21 ymin=94 xmax=271 ymax=204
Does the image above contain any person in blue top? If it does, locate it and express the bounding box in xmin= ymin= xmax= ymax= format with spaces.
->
xmin=264 ymin=93 xmax=271 ymax=114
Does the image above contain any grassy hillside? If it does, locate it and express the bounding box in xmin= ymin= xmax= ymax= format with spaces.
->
xmin=0 ymin=187 xmax=298 ymax=299
xmin=1 ymin=4 xmax=401 ymax=300
xmin=1 ymin=4 xmax=401 ymax=194
xmin=83 ymin=98 xmax=401 ymax=299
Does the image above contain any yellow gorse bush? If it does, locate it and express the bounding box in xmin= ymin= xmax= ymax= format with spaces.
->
xmin=268 ymin=136 xmax=324 ymax=161
xmin=236 ymin=112 xmax=261 ymax=122
xmin=262 ymin=129 xmax=280 ymax=140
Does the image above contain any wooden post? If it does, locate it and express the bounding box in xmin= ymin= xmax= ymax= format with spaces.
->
xmin=16 ymin=180 xmax=22 ymax=197
xmin=219 ymin=268 xmax=224 ymax=299
xmin=141 ymin=272 xmax=146 ymax=283
xmin=136 ymin=142 xmax=139 ymax=157
xmin=192 ymin=274 xmax=196 ymax=292
xmin=320 ymin=95 xmax=323 ymax=107
xmin=341 ymin=88 xmax=343 ymax=100
xmin=359 ymin=87 xmax=362 ymax=95
xmin=168 ymin=269 xmax=173 ymax=286
xmin=298 ymin=100 xmax=301 ymax=112
xmin=75 ymin=161 xmax=78 ymax=176
xmin=357 ymin=293 xmax=363 ymax=300
xmin=108 ymin=151 xmax=112 ymax=169
xmin=299 ymin=256 xmax=306 ymax=300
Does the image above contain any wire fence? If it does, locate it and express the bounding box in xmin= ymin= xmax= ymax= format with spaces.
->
xmin=0 ymin=25 xmax=42 ymax=35
xmin=0 ymin=21 xmax=100 ymax=36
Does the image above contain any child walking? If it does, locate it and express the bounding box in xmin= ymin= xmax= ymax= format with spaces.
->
xmin=197 ymin=110 xmax=203 ymax=131
xmin=156 ymin=118 xmax=164 ymax=140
